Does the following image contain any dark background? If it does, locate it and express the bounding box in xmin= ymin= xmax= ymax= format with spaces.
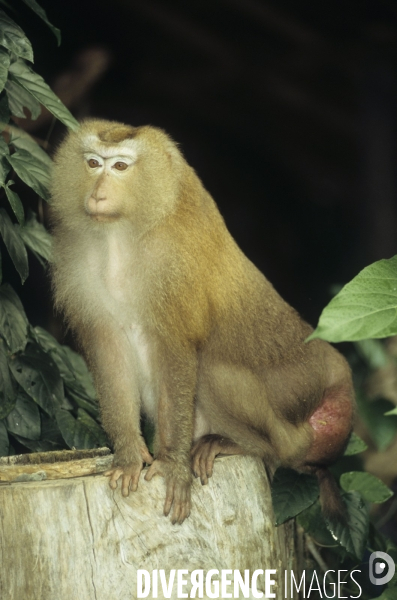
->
xmin=14 ymin=0 xmax=397 ymax=327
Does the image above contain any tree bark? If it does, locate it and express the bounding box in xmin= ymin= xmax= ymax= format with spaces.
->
xmin=0 ymin=452 xmax=298 ymax=599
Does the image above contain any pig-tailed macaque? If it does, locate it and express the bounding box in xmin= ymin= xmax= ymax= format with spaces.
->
xmin=50 ymin=119 xmax=354 ymax=524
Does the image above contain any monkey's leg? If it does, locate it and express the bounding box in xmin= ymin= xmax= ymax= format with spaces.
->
xmin=191 ymin=434 xmax=244 ymax=485
xmin=82 ymin=325 xmax=153 ymax=496
xmin=144 ymin=342 xmax=197 ymax=524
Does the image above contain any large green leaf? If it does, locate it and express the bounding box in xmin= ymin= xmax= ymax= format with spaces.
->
xmin=19 ymin=211 xmax=52 ymax=263
xmin=325 ymin=491 xmax=370 ymax=560
xmin=8 ymin=59 xmax=79 ymax=130
xmin=0 ymin=419 xmax=9 ymax=456
xmin=56 ymin=408 xmax=103 ymax=449
xmin=4 ymin=181 xmax=24 ymax=225
xmin=0 ymin=337 xmax=16 ymax=418
xmin=0 ymin=10 xmax=33 ymax=62
xmin=21 ymin=0 xmax=61 ymax=45
xmin=340 ymin=471 xmax=393 ymax=503
xmin=308 ymin=256 xmax=397 ymax=342
xmin=271 ymin=467 xmax=319 ymax=525
xmin=6 ymin=390 xmax=40 ymax=440
xmin=0 ymin=208 xmax=28 ymax=282
xmin=8 ymin=343 xmax=64 ymax=417
xmin=7 ymin=148 xmax=50 ymax=200
xmin=5 ymin=78 xmax=41 ymax=119
xmin=0 ymin=47 xmax=10 ymax=93
xmin=0 ymin=283 xmax=28 ymax=352
xmin=10 ymin=128 xmax=52 ymax=168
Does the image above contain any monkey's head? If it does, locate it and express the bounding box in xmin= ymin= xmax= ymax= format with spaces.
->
xmin=51 ymin=119 xmax=186 ymax=231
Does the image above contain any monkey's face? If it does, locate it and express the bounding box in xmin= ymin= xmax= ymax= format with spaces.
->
xmin=51 ymin=119 xmax=185 ymax=231
xmin=82 ymin=148 xmax=137 ymax=223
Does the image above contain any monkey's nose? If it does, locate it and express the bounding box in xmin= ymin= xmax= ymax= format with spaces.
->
xmin=92 ymin=191 xmax=107 ymax=202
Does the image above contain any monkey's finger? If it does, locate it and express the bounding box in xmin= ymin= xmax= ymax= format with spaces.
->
xmin=192 ymin=451 xmax=202 ymax=478
xmin=170 ymin=485 xmax=190 ymax=524
xmin=144 ymin=461 xmax=163 ymax=481
xmin=121 ymin=474 xmax=134 ymax=497
xmin=205 ymin=447 xmax=219 ymax=479
xmin=105 ymin=468 xmax=124 ymax=489
xmin=199 ymin=446 xmax=212 ymax=485
xmin=141 ymin=448 xmax=154 ymax=464
xmin=164 ymin=481 xmax=175 ymax=517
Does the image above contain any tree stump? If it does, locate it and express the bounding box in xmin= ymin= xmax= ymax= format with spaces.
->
xmin=0 ymin=451 xmax=298 ymax=599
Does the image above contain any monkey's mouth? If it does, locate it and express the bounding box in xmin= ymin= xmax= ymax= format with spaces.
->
xmin=85 ymin=197 xmax=119 ymax=222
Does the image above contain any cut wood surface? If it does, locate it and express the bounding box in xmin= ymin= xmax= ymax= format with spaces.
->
xmin=0 ymin=453 xmax=297 ymax=600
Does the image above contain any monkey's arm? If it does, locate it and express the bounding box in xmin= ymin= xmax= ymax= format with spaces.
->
xmin=80 ymin=324 xmax=153 ymax=495
xmin=143 ymin=339 xmax=198 ymax=524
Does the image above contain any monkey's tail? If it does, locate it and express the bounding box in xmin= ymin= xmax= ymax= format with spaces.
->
xmin=316 ymin=467 xmax=347 ymax=524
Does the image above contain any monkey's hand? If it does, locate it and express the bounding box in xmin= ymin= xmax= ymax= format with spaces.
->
xmin=191 ymin=434 xmax=243 ymax=485
xmin=105 ymin=442 xmax=153 ymax=497
xmin=144 ymin=458 xmax=192 ymax=525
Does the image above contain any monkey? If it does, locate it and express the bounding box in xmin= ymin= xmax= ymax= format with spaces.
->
xmin=50 ymin=119 xmax=354 ymax=525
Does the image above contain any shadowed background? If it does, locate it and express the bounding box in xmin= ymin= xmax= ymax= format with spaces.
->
xmin=12 ymin=0 xmax=397 ymax=329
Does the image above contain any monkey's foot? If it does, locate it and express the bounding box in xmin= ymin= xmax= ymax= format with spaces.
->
xmin=105 ymin=444 xmax=153 ymax=497
xmin=145 ymin=459 xmax=191 ymax=525
xmin=191 ymin=434 xmax=243 ymax=485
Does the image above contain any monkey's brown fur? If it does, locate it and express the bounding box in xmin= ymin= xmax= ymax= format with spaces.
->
xmin=50 ymin=119 xmax=354 ymax=524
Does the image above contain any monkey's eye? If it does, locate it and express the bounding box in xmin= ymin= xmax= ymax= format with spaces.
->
xmin=88 ymin=158 xmax=100 ymax=168
xmin=113 ymin=161 xmax=128 ymax=171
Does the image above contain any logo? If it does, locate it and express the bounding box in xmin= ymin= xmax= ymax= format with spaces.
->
xmin=369 ymin=551 xmax=395 ymax=586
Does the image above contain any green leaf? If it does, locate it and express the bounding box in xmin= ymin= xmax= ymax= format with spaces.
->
xmin=357 ymin=393 xmax=397 ymax=451
xmin=10 ymin=432 xmax=63 ymax=452
xmin=0 ymin=153 xmax=10 ymax=185
xmin=8 ymin=59 xmax=79 ymax=130
xmin=4 ymin=181 xmax=24 ymax=224
xmin=341 ymin=471 xmax=393 ymax=503
xmin=7 ymin=148 xmax=50 ymax=200
xmin=308 ymin=256 xmax=397 ymax=342
xmin=77 ymin=408 xmax=107 ymax=446
xmin=8 ymin=343 xmax=64 ymax=417
xmin=297 ymin=501 xmax=340 ymax=547
xmin=19 ymin=210 xmax=52 ymax=262
xmin=0 ymin=283 xmax=28 ymax=352
xmin=10 ymin=128 xmax=52 ymax=168
xmin=344 ymin=432 xmax=368 ymax=456
xmin=56 ymin=408 xmax=102 ymax=449
xmin=385 ymin=407 xmax=397 ymax=416
xmin=5 ymin=78 xmax=41 ymax=119
xmin=20 ymin=0 xmax=61 ymax=45
xmin=0 ymin=132 xmax=8 ymax=156
xmin=5 ymin=390 xmax=40 ymax=440
xmin=0 ymin=208 xmax=28 ymax=282
xmin=0 ymin=337 xmax=16 ymax=418
xmin=66 ymin=387 xmax=99 ymax=418
xmin=271 ymin=468 xmax=319 ymax=525
xmin=325 ymin=491 xmax=370 ymax=560
xmin=0 ymin=47 xmax=10 ymax=93
xmin=0 ymin=419 xmax=9 ymax=455
xmin=0 ymin=10 xmax=33 ymax=62
xmin=0 ymin=93 xmax=10 ymax=130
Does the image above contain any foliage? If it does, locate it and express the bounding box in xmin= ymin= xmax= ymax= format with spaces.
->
xmin=272 ymin=255 xmax=397 ymax=598
xmin=0 ymin=1 xmax=106 ymax=455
